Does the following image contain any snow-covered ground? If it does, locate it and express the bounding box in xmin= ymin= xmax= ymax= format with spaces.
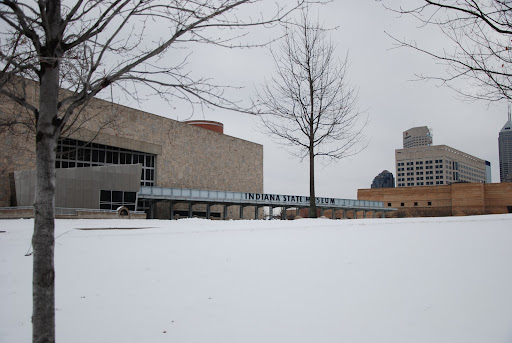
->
xmin=1 ymin=215 xmax=512 ymax=342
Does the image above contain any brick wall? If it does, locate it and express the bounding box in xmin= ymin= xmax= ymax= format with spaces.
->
xmin=358 ymin=183 xmax=512 ymax=217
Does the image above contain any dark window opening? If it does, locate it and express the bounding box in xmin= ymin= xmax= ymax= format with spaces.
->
xmin=112 ymin=191 xmax=123 ymax=203
xmin=124 ymin=192 xmax=136 ymax=203
xmin=100 ymin=190 xmax=137 ymax=211
xmin=56 ymin=138 xmax=156 ymax=185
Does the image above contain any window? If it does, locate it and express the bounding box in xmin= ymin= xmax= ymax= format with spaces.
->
xmin=56 ymin=138 xmax=156 ymax=186
xmin=100 ymin=191 xmax=111 ymax=202
xmin=401 ymin=202 xmax=404 ymax=207
xmin=428 ymin=201 xmax=432 ymax=206
xmin=100 ymin=190 xmax=137 ymax=211
xmin=112 ymin=191 xmax=122 ymax=203
xmin=414 ymin=202 xmax=418 ymax=206
xmin=388 ymin=203 xmax=392 ymax=207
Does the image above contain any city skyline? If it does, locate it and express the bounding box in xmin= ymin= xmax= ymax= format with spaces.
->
xmin=125 ymin=1 xmax=506 ymax=199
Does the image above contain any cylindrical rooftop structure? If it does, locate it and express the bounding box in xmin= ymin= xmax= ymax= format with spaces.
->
xmin=185 ymin=120 xmax=224 ymax=134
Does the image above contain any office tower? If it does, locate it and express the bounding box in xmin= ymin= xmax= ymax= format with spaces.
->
xmin=371 ymin=170 xmax=395 ymax=188
xmin=403 ymin=126 xmax=433 ymax=148
xmin=499 ymin=108 xmax=512 ymax=182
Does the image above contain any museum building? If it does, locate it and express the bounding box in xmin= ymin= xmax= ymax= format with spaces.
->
xmin=0 ymin=79 xmax=263 ymax=219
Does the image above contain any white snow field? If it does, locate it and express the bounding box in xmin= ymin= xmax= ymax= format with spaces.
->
xmin=1 ymin=215 xmax=512 ymax=343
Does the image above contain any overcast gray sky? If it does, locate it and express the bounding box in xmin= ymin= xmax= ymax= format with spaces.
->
xmin=131 ymin=1 xmax=507 ymax=199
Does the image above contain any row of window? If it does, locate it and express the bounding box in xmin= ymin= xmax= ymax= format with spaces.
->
xmin=100 ymin=190 xmax=137 ymax=211
xmin=56 ymin=138 xmax=156 ymax=186
xmin=388 ymin=201 xmax=433 ymax=207
xmin=397 ymin=180 xmax=444 ymax=187
xmin=399 ymin=159 xmax=443 ymax=167
xmin=398 ymin=170 xmax=439 ymax=177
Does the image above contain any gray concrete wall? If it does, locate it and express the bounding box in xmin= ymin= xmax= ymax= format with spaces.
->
xmin=14 ymin=164 xmax=141 ymax=209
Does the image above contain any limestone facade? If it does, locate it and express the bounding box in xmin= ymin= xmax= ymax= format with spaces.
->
xmin=0 ymin=79 xmax=263 ymax=219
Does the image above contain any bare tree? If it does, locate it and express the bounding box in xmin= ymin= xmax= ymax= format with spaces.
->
xmin=383 ymin=0 xmax=512 ymax=102
xmin=0 ymin=1 xmax=319 ymax=342
xmin=255 ymin=7 xmax=366 ymax=218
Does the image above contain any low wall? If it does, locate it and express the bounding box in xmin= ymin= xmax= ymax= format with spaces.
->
xmin=0 ymin=207 xmax=34 ymax=219
xmin=0 ymin=208 xmax=146 ymax=220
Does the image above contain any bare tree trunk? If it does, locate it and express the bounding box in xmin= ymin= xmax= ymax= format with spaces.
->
xmin=31 ymin=2 xmax=62 ymax=341
xmin=309 ymin=140 xmax=317 ymax=218
xmin=32 ymin=67 xmax=60 ymax=343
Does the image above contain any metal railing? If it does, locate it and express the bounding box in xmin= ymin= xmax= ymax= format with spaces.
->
xmin=139 ymin=186 xmax=393 ymax=211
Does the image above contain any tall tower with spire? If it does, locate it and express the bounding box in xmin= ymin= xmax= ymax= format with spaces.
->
xmin=499 ymin=106 xmax=512 ymax=182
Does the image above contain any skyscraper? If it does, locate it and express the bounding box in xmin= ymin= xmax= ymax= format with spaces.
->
xmin=396 ymin=126 xmax=490 ymax=187
xmin=403 ymin=126 xmax=433 ymax=148
xmin=499 ymin=108 xmax=512 ymax=182
xmin=371 ymin=170 xmax=395 ymax=188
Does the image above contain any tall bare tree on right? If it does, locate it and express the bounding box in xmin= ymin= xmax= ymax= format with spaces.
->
xmin=256 ymin=7 xmax=366 ymax=217
xmin=384 ymin=0 xmax=512 ymax=102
